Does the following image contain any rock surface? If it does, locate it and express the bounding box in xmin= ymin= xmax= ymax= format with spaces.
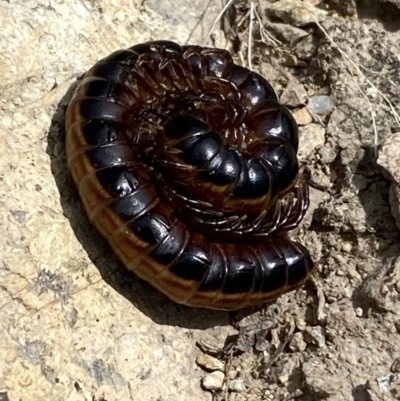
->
xmin=1 ymin=1 xmax=400 ymax=401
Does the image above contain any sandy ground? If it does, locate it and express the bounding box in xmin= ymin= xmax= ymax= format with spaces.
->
xmin=1 ymin=1 xmax=400 ymax=400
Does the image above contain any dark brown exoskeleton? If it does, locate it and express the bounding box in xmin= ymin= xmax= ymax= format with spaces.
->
xmin=65 ymin=40 xmax=315 ymax=310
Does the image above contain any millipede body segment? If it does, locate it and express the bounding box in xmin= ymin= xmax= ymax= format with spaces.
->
xmin=65 ymin=40 xmax=315 ymax=310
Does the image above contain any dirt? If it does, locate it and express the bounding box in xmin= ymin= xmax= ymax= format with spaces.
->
xmin=1 ymin=1 xmax=400 ymax=400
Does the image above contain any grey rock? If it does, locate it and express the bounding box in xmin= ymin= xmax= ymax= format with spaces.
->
xmin=293 ymin=34 xmax=318 ymax=60
xmin=266 ymin=0 xmax=328 ymax=27
xmin=267 ymin=22 xmax=309 ymax=47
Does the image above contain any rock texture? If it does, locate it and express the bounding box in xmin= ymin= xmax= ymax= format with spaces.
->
xmin=2 ymin=1 xmax=400 ymax=401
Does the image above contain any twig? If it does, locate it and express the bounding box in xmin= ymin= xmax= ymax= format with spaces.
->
xmin=248 ymin=1 xmax=255 ymax=70
xmin=254 ymin=0 xmax=281 ymax=46
xmin=205 ymin=0 xmax=236 ymax=42
xmin=187 ymin=0 xmax=214 ymax=45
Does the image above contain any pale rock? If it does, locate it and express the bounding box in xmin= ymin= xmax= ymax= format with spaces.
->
xmin=303 ymin=326 xmax=326 ymax=348
xmin=309 ymin=169 xmax=331 ymax=190
xmin=228 ymin=379 xmax=246 ymax=393
xmin=293 ymin=107 xmax=313 ymax=126
xmin=288 ymin=332 xmax=307 ymax=352
xmin=202 ymin=371 xmax=225 ymax=390
xmin=298 ymin=123 xmax=325 ymax=160
xmin=196 ymin=354 xmax=225 ymax=372
xmin=280 ymin=81 xmax=308 ymax=107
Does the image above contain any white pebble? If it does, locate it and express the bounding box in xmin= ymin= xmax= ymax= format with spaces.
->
xmin=202 ymin=371 xmax=225 ymax=390
xmin=307 ymin=95 xmax=334 ymax=115
xmin=228 ymin=379 xmax=246 ymax=392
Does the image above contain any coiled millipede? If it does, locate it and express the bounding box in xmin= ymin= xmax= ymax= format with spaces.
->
xmin=65 ymin=40 xmax=315 ymax=310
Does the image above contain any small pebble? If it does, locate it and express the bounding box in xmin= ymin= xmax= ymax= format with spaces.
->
xmin=307 ymin=95 xmax=334 ymax=115
xmin=355 ymin=307 xmax=363 ymax=317
xmin=280 ymin=81 xmax=307 ymax=107
xmin=341 ymin=242 xmax=352 ymax=253
xmin=196 ymin=354 xmax=225 ymax=372
xmin=228 ymin=379 xmax=246 ymax=393
xmin=304 ymin=326 xmax=326 ymax=348
xmin=293 ymin=107 xmax=312 ymax=126
xmin=296 ymin=318 xmax=307 ymax=331
xmin=347 ymin=266 xmax=361 ymax=280
xmin=288 ymin=332 xmax=307 ymax=352
xmin=380 ymin=284 xmax=389 ymax=296
xmin=202 ymin=371 xmax=225 ymax=390
xmin=377 ymin=374 xmax=398 ymax=391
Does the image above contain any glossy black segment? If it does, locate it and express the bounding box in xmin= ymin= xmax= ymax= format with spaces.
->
xmin=229 ymin=65 xmax=278 ymax=102
xmin=240 ymin=71 xmax=278 ymax=106
xmin=250 ymin=255 xmax=264 ymax=294
xmin=110 ymin=189 xmax=155 ymax=221
xmin=150 ymin=224 xmax=187 ymax=265
xmin=183 ymin=52 xmax=202 ymax=80
xmin=261 ymin=260 xmax=287 ymax=293
xmin=86 ymin=144 xmax=133 ymax=169
xmin=200 ymin=148 xmax=241 ymax=186
xmin=76 ymin=98 xmax=128 ymax=121
xmin=80 ymin=120 xmax=122 ymax=145
xmin=130 ymin=213 xmax=170 ymax=245
xmin=96 ymin=166 xmax=139 ymax=197
xmin=197 ymin=247 xmax=226 ymax=291
xmin=233 ymin=156 xmax=273 ymax=198
xmin=164 ymin=113 xmax=210 ymax=139
xmin=207 ymin=52 xmax=232 ymax=78
xmin=177 ymin=133 xmax=222 ymax=166
xmin=153 ymin=40 xmax=182 ymax=54
xmin=251 ymin=139 xmax=298 ymax=193
xmin=170 ymin=242 xmax=210 ymax=281
xmin=286 ymin=243 xmax=312 ymax=286
xmin=88 ymin=62 xmax=131 ymax=86
xmin=248 ymin=102 xmax=299 ymax=151
xmin=222 ymin=254 xmax=256 ymax=294
xmin=113 ymin=171 xmax=139 ymax=197
xmin=104 ymin=49 xmax=139 ymax=65
xmin=79 ymin=77 xmax=115 ymax=98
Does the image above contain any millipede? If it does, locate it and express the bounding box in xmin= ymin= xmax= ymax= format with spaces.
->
xmin=65 ymin=40 xmax=315 ymax=310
